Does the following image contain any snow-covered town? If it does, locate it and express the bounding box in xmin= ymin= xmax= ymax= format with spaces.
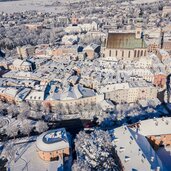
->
xmin=0 ymin=0 xmax=171 ymax=170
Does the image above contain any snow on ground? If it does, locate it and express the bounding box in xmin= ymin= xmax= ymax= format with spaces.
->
xmin=7 ymin=142 xmax=63 ymax=171
xmin=0 ymin=116 xmax=10 ymax=129
xmin=132 ymin=0 xmax=160 ymax=4
xmin=0 ymin=0 xmax=68 ymax=13
xmin=156 ymin=146 xmax=171 ymax=171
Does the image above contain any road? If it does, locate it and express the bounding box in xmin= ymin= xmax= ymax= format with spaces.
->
xmin=48 ymin=119 xmax=92 ymax=137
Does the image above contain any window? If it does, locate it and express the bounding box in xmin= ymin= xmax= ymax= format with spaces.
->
xmin=128 ymin=51 xmax=130 ymax=58
xmin=138 ymin=50 xmax=140 ymax=57
xmin=116 ymin=50 xmax=118 ymax=57
xmin=109 ymin=50 xmax=111 ymax=57
xmin=122 ymin=51 xmax=124 ymax=57
xmin=134 ymin=50 xmax=137 ymax=57
xmin=141 ymin=50 xmax=143 ymax=56
xmin=144 ymin=51 xmax=147 ymax=56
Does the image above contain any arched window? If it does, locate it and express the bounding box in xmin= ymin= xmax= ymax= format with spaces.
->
xmin=116 ymin=50 xmax=118 ymax=57
xmin=134 ymin=50 xmax=137 ymax=57
xmin=109 ymin=50 xmax=111 ymax=57
xmin=138 ymin=50 xmax=140 ymax=57
xmin=128 ymin=51 xmax=130 ymax=58
xmin=144 ymin=50 xmax=147 ymax=56
xmin=141 ymin=50 xmax=143 ymax=56
xmin=122 ymin=51 xmax=124 ymax=57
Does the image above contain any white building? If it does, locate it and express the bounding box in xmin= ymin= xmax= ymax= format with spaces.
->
xmin=111 ymin=117 xmax=171 ymax=171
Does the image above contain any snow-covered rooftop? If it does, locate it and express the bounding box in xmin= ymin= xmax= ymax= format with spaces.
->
xmin=112 ymin=126 xmax=166 ymax=171
xmin=8 ymin=142 xmax=63 ymax=171
xmin=131 ymin=117 xmax=171 ymax=136
xmin=112 ymin=117 xmax=171 ymax=171
xmin=36 ymin=128 xmax=69 ymax=152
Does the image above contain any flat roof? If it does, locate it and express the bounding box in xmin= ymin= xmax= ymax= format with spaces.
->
xmin=8 ymin=142 xmax=63 ymax=171
xmin=36 ymin=128 xmax=69 ymax=152
xmin=130 ymin=117 xmax=171 ymax=136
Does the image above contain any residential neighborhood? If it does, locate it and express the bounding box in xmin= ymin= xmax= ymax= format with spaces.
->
xmin=0 ymin=0 xmax=171 ymax=171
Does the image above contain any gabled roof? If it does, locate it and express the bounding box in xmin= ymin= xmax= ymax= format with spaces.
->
xmin=106 ymin=32 xmax=147 ymax=49
xmin=47 ymin=84 xmax=96 ymax=101
xmin=112 ymin=125 xmax=166 ymax=171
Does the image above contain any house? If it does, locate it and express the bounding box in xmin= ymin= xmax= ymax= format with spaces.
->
xmin=62 ymin=35 xmax=79 ymax=45
xmin=98 ymin=100 xmax=115 ymax=111
xmin=133 ymin=56 xmax=152 ymax=69
xmin=25 ymin=90 xmax=45 ymax=102
xmin=35 ymin=46 xmax=52 ymax=58
xmin=163 ymin=35 xmax=171 ymax=52
xmin=25 ymin=23 xmax=43 ymax=31
xmin=84 ymin=44 xmax=101 ymax=60
xmin=0 ymin=49 xmax=5 ymax=58
xmin=9 ymin=59 xmax=33 ymax=72
xmin=0 ymin=66 xmax=9 ymax=77
xmin=44 ymin=84 xmax=104 ymax=109
xmin=156 ymin=49 xmax=170 ymax=62
xmin=111 ymin=117 xmax=171 ymax=171
xmin=100 ymin=81 xmax=157 ymax=104
xmin=153 ymin=73 xmax=166 ymax=88
xmin=0 ymin=87 xmax=31 ymax=103
xmin=144 ymin=28 xmax=161 ymax=53
xmin=162 ymin=6 xmax=171 ymax=17
xmin=52 ymin=45 xmax=83 ymax=57
xmin=17 ymin=45 xmax=35 ymax=59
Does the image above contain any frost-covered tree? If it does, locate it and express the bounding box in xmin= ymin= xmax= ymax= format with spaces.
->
xmin=28 ymin=110 xmax=44 ymax=119
xmin=7 ymin=104 xmax=19 ymax=117
xmin=73 ymin=130 xmax=122 ymax=171
xmin=4 ymin=143 xmax=17 ymax=161
xmin=20 ymin=121 xmax=32 ymax=136
xmin=35 ymin=121 xmax=48 ymax=133
xmin=5 ymin=125 xmax=19 ymax=139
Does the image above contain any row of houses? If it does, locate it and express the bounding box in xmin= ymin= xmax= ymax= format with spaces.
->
xmin=99 ymin=81 xmax=157 ymax=104
xmin=17 ymin=43 xmax=101 ymax=60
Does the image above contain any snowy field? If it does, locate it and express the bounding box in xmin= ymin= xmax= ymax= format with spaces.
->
xmin=132 ymin=0 xmax=160 ymax=4
xmin=0 ymin=0 xmax=69 ymax=13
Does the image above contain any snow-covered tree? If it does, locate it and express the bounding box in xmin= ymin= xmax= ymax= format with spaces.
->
xmin=7 ymin=104 xmax=19 ymax=117
xmin=5 ymin=125 xmax=19 ymax=138
xmin=35 ymin=121 xmax=48 ymax=133
xmin=4 ymin=143 xmax=17 ymax=161
xmin=73 ymin=130 xmax=122 ymax=171
xmin=20 ymin=121 xmax=32 ymax=136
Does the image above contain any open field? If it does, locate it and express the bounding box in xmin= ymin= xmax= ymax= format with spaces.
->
xmin=0 ymin=0 xmax=68 ymax=13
